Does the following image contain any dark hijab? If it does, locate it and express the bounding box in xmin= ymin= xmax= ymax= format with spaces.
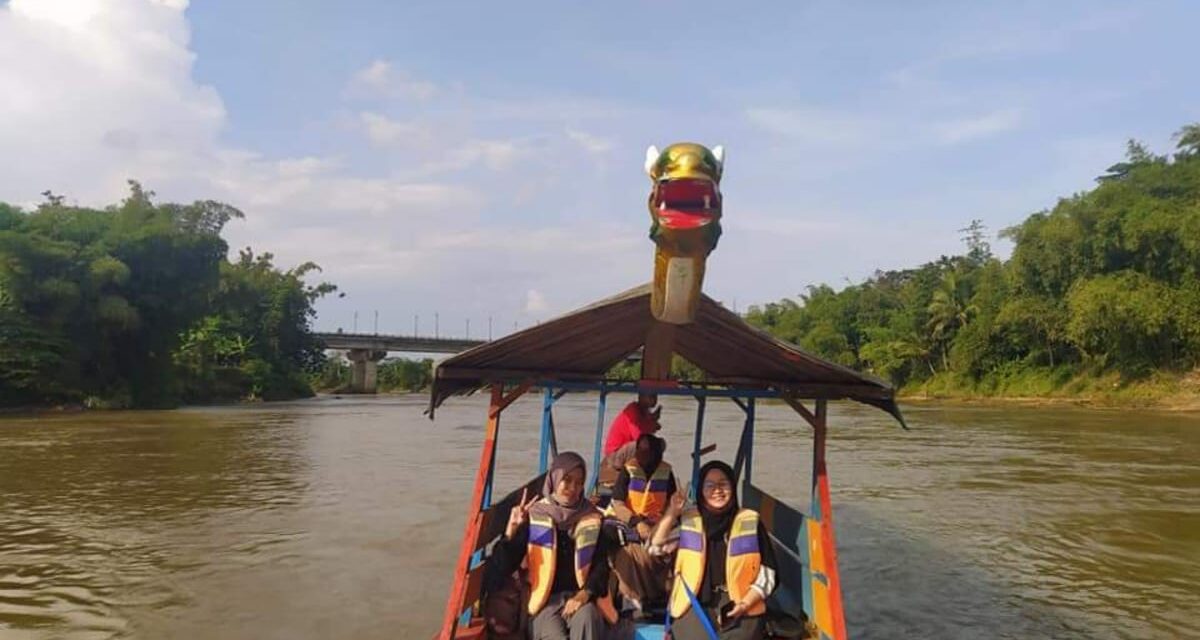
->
xmin=529 ymin=451 xmax=596 ymax=531
xmin=634 ymin=433 xmax=665 ymax=474
xmin=696 ymin=460 xmax=738 ymax=540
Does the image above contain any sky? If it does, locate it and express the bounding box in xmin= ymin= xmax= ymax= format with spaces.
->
xmin=2 ymin=0 xmax=1197 ymax=338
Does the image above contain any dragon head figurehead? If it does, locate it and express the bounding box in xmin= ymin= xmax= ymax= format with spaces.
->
xmin=644 ymin=142 xmax=724 ymax=324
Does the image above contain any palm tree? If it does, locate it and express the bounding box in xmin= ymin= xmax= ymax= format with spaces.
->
xmin=926 ymin=272 xmax=977 ymax=371
xmin=1175 ymin=123 xmax=1200 ymax=157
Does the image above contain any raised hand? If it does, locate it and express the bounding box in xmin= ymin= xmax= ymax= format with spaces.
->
xmin=505 ymin=488 xmax=537 ymax=539
xmin=668 ymin=490 xmax=686 ymax=518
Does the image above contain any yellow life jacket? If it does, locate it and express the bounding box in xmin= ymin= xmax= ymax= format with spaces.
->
xmin=623 ymin=461 xmax=673 ymax=520
xmin=526 ymin=510 xmax=618 ymax=623
xmin=669 ymin=508 xmax=767 ymax=619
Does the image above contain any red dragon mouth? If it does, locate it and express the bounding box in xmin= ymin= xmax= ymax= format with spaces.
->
xmin=654 ymin=179 xmax=721 ymax=229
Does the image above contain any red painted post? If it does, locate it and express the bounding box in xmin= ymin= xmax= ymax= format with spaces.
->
xmin=814 ymin=400 xmax=848 ymax=640
xmin=438 ymin=384 xmax=504 ymax=639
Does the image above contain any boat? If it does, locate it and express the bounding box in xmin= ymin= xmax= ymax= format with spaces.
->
xmin=427 ymin=144 xmax=905 ymax=640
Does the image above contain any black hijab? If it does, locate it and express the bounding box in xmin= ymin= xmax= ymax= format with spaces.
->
xmin=634 ymin=433 xmax=664 ymax=474
xmin=696 ymin=460 xmax=738 ymax=540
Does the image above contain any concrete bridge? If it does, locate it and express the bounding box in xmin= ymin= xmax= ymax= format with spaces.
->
xmin=315 ymin=332 xmax=486 ymax=393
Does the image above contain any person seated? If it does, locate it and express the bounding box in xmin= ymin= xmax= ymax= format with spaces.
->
xmin=608 ymin=434 xmax=677 ymax=614
xmin=490 ymin=452 xmax=617 ymax=640
xmin=651 ymin=461 xmax=777 ymax=640
xmin=597 ymin=393 xmax=661 ymax=488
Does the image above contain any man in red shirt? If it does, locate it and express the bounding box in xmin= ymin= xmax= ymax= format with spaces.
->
xmin=598 ymin=393 xmax=660 ymax=486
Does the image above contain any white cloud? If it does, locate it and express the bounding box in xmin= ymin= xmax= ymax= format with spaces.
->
xmin=448 ymin=139 xmax=524 ymax=171
xmin=744 ymin=107 xmax=880 ymax=146
xmin=346 ymin=59 xmax=437 ymax=101
xmin=358 ymin=111 xmax=432 ymax=147
xmin=0 ymin=0 xmax=225 ymax=204
xmin=566 ymin=129 xmax=614 ymax=154
xmin=524 ymin=289 xmax=548 ymax=314
xmin=933 ymin=109 xmax=1023 ymax=144
xmin=0 ymin=0 xmax=483 ymax=293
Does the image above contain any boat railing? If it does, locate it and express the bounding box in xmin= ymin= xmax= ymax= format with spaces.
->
xmin=446 ymin=473 xmax=546 ymax=633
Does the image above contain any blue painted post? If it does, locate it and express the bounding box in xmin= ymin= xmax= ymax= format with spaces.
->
xmin=731 ymin=397 xmax=750 ymax=481
xmin=744 ymin=397 xmax=756 ymax=487
xmin=690 ymin=396 xmax=707 ymax=501
xmin=538 ymin=387 xmax=554 ymax=474
xmin=589 ymin=389 xmax=608 ymax=492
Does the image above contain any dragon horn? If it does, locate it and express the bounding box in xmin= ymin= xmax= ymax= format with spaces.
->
xmin=644 ymin=145 xmax=660 ymax=176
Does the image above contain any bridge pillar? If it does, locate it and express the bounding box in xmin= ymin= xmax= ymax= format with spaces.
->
xmin=347 ymin=349 xmax=387 ymax=393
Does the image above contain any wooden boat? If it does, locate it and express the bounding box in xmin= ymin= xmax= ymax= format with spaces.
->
xmin=427 ymin=285 xmax=905 ymax=640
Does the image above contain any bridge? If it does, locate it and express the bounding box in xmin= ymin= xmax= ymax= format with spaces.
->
xmin=315 ymin=332 xmax=487 ymax=393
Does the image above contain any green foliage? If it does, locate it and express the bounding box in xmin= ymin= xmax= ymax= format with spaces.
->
xmin=376 ymin=358 xmax=435 ymax=392
xmin=0 ymin=183 xmax=334 ymax=408
xmin=745 ymin=123 xmax=1200 ymax=392
xmin=1065 ymin=272 xmax=1196 ymax=375
xmin=605 ymin=355 xmax=705 ymax=381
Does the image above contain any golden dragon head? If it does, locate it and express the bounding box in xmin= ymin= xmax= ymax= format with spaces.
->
xmin=644 ymin=142 xmax=724 ymax=324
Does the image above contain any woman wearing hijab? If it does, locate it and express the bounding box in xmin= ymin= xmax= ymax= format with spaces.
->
xmin=490 ymin=452 xmax=615 ymax=640
xmin=650 ymin=461 xmax=777 ymax=640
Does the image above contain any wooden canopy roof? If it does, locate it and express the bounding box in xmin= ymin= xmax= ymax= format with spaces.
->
xmin=428 ymin=284 xmax=904 ymax=424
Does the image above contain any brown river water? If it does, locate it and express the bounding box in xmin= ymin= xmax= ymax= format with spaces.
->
xmin=0 ymin=394 xmax=1197 ymax=639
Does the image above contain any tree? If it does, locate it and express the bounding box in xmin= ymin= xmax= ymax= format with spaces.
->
xmin=0 ymin=183 xmax=335 ymax=407
xmin=1175 ymin=124 xmax=1200 ymax=158
xmin=926 ymin=271 xmax=977 ymax=371
xmin=958 ymin=219 xmax=992 ymax=265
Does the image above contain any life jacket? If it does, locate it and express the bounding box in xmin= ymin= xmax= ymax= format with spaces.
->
xmin=669 ymin=508 xmax=767 ymax=619
xmin=623 ymin=460 xmax=673 ymax=520
xmin=526 ymin=510 xmax=618 ymax=623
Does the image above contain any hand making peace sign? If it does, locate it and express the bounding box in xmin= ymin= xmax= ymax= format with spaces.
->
xmin=668 ymin=489 xmax=686 ymax=518
xmin=504 ymin=488 xmax=538 ymax=539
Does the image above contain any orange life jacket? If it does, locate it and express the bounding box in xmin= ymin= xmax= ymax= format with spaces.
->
xmin=526 ymin=510 xmax=618 ymax=623
xmin=669 ymin=508 xmax=767 ymax=619
xmin=624 ymin=460 xmax=673 ymax=520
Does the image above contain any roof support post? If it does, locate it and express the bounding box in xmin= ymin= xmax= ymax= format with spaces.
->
xmin=810 ymin=399 xmax=847 ymax=640
xmin=588 ymin=388 xmax=609 ymax=493
xmin=733 ymin=397 xmax=756 ymax=488
xmin=780 ymin=391 xmax=819 ymax=430
xmin=689 ymin=396 xmax=707 ymax=501
xmin=481 ymin=382 xmax=532 ymax=510
xmin=439 ymin=383 xmax=516 ymax=639
xmin=538 ymin=388 xmax=562 ymax=474
xmin=640 ymin=320 xmax=677 ymax=380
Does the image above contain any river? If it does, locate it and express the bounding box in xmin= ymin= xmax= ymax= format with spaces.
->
xmin=0 ymin=395 xmax=1196 ymax=639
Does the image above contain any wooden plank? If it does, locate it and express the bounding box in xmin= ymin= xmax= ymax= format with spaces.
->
xmin=780 ymin=393 xmax=819 ymax=429
xmin=641 ymin=320 xmax=677 ymax=380
xmin=813 ymin=400 xmax=848 ymax=640
xmin=811 ymin=575 xmax=833 ymax=637
xmin=462 ymin=562 xmax=487 ymax=613
xmin=488 ymin=380 xmax=533 ymax=418
xmin=440 ymin=367 xmax=892 ymax=401
xmin=476 ymin=474 xmax=547 ymax=550
xmin=744 ymin=483 xmax=807 ymax=556
xmin=807 ymin=519 xmax=826 ymax=576
xmin=438 ymin=385 xmax=504 ymax=640
xmin=438 ymin=367 xmax=604 ymax=381
xmin=451 ymin=620 xmax=487 ymax=640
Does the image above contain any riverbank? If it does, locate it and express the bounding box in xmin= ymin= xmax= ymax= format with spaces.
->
xmin=899 ymin=369 xmax=1200 ymax=411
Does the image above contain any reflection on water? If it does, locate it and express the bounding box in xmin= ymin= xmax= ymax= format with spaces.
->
xmin=0 ymin=396 xmax=1197 ymax=639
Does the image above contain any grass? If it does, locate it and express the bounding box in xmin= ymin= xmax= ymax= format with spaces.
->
xmin=899 ymin=366 xmax=1200 ymax=410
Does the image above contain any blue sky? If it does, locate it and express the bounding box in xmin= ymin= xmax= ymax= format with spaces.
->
xmin=2 ymin=0 xmax=1197 ymax=337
